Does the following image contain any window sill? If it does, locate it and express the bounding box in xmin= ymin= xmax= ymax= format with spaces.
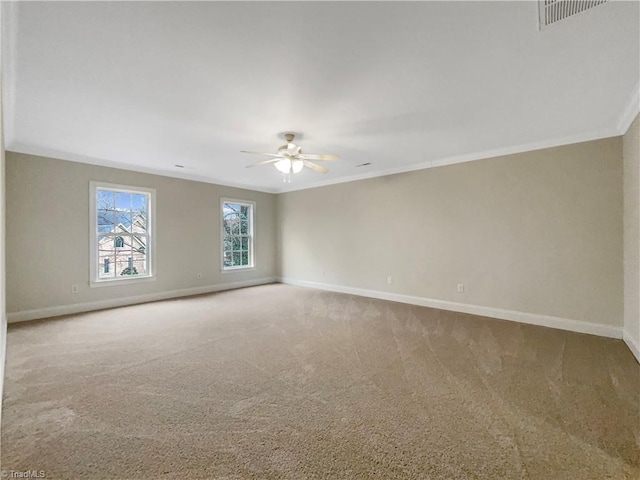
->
xmin=90 ymin=275 xmax=156 ymax=288
xmin=221 ymin=266 xmax=256 ymax=273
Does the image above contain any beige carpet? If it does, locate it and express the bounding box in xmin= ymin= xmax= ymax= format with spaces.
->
xmin=1 ymin=284 xmax=638 ymax=479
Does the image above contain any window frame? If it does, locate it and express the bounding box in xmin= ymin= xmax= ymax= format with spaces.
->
xmin=89 ymin=181 xmax=156 ymax=287
xmin=220 ymin=198 xmax=255 ymax=272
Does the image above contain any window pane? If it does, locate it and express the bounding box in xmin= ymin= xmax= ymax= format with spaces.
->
xmin=240 ymin=205 xmax=249 ymax=218
xmin=222 ymin=203 xmax=234 ymax=213
xmin=232 ymin=251 xmax=241 ymax=266
xmin=97 ymin=209 xmax=118 ymax=233
xmin=115 ymin=260 xmax=130 ymax=276
xmin=98 ymin=254 xmax=115 ymax=279
xmin=132 ymin=213 xmax=147 ymax=232
xmin=116 ymin=257 xmax=142 ymax=276
xmin=134 ymin=256 xmax=147 ymax=275
xmin=240 ymin=220 xmax=249 ymax=234
xmin=223 ymin=204 xmax=238 ymax=219
xmin=133 ymin=235 xmax=147 ymax=254
xmin=241 ymin=237 xmax=249 ymax=251
xmin=223 ymin=215 xmax=237 ymax=234
xmin=97 ymin=190 xmax=115 ymax=210
xmin=125 ymin=213 xmax=135 ymax=229
xmin=241 ymin=251 xmax=249 ymax=266
xmin=132 ymin=236 xmax=147 ymax=274
xmin=98 ymin=234 xmax=115 ymax=254
xmin=132 ymin=194 xmax=147 ymax=213
xmin=115 ymin=192 xmax=132 ymax=211
xmin=114 ymin=234 xmax=133 ymax=249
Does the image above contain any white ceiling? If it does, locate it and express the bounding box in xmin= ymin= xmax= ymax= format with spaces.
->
xmin=3 ymin=1 xmax=639 ymax=193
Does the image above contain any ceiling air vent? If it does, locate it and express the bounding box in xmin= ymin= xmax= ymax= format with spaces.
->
xmin=539 ymin=0 xmax=608 ymax=28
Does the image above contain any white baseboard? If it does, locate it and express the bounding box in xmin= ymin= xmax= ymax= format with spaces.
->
xmin=9 ymin=276 xmax=627 ymax=347
xmin=7 ymin=277 xmax=278 ymax=324
xmin=623 ymin=330 xmax=640 ymax=363
xmin=279 ymin=277 xmax=623 ymax=340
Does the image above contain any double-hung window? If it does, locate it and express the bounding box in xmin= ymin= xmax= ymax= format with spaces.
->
xmin=221 ymin=199 xmax=254 ymax=270
xmin=90 ymin=182 xmax=155 ymax=285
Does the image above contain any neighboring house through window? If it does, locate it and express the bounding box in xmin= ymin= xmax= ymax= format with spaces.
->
xmin=90 ymin=182 xmax=156 ymax=285
xmin=221 ymin=199 xmax=254 ymax=270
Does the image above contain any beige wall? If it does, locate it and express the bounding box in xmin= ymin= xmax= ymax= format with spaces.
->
xmin=278 ymin=137 xmax=623 ymax=328
xmin=623 ymin=113 xmax=640 ymax=359
xmin=4 ymin=135 xmax=629 ymax=334
xmin=5 ymin=152 xmax=277 ymax=316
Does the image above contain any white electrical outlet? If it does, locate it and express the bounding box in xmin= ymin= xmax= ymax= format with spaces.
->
xmin=457 ymin=284 xmax=464 ymax=293
xmin=71 ymin=284 xmax=79 ymax=294
xmin=387 ymin=276 xmax=393 ymax=285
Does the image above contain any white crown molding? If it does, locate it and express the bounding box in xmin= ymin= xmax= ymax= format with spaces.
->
xmin=6 ymin=108 xmax=633 ymax=197
xmin=279 ymin=277 xmax=623 ymax=340
xmin=6 ymin=144 xmax=280 ymax=194
xmin=623 ymin=329 xmax=640 ymax=363
xmin=269 ymin=80 xmax=640 ymax=193
xmin=278 ymin=160 xmax=434 ymax=194
xmin=276 ymin=127 xmax=621 ymax=194
xmin=7 ymin=277 xmax=277 ymax=323
xmin=617 ymin=80 xmax=640 ymax=135
xmin=10 ymin=115 xmax=630 ymax=197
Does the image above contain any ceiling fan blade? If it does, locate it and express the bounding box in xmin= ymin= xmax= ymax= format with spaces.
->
xmin=240 ymin=151 xmax=283 ymax=159
xmin=300 ymin=153 xmax=340 ymax=161
xmin=246 ymin=158 xmax=281 ymax=168
xmin=303 ymin=160 xmax=328 ymax=174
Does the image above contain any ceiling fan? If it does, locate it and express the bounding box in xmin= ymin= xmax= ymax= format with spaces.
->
xmin=242 ymin=133 xmax=339 ymax=182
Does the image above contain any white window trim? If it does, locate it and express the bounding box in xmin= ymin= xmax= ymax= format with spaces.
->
xmin=89 ymin=181 xmax=157 ymax=287
xmin=220 ymin=197 xmax=255 ymax=272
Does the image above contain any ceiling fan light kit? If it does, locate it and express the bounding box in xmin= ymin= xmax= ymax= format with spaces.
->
xmin=242 ymin=133 xmax=339 ymax=182
xmin=275 ymin=158 xmax=304 ymax=174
